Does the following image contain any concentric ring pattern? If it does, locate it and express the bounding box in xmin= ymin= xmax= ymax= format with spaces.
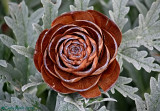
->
xmin=34 ymin=10 xmax=122 ymax=98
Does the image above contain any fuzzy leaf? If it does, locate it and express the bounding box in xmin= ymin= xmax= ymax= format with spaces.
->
xmin=109 ymin=0 xmax=129 ymax=30
xmin=135 ymin=98 xmax=147 ymax=111
xmin=133 ymin=0 xmax=148 ymax=16
xmin=86 ymin=98 xmax=116 ymax=107
xmin=135 ymin=74 xmax=160 ymax=111
xmin=70 ymin=0 xmax=93 ymax=11
xmin=0 ymin=93 xmax=49 ymax=111
xmin=12 ymin=54 xmax=28 ymax=82
xmin=22 ymin=82 xmax=42 ymax=92
xmin=145 ymin=0 xmax=160 ymax=27
xmin=22 ymin=73 xmax=43 ymax=92
xmin=111 ymin=76 xmax=140 ymax=100
xmin=28 ymin=8 xmax=44 ymax=48
xmin=4 ymin=1 xmax=43 ymax=47
xmin=64 ymin=96 xmax=85 ymax=111
xmin=29 ymin=72 xmax=43 ymax=83
xmin=0 ymin=63 xmax=22 ymax=84
xmin=2 ymin=1 xmax=38 ymax=85
xmin=41 ymin=0 xmax=61 ymax=29
xmin=0 ymin=34 xmax=16 ymax=48
xmin=33 ymin=23 xmax=43 ymax=36
xmin=119 ymin=48 xmax=160 ymax=72
xmin=11 ymin=45 xmax=34 ymax=58
xmin=55 ymin=94 xmax=81 ymax=111
xmin=57 ymin=93 xmax=116 ymax=111
xmin=144 ymin=75 xmax=160 ymax=111
xmin=4 ymin=2 xmax=27 ymax=46
xmin=29 ymin=8 xmax=44 ymax=24
xmin=122 ymin=0 xmax=160 ymax=51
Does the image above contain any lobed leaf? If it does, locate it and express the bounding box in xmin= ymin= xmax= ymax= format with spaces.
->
xmin=11 ymin=45 xmax=34 ymax=58
xmin=135 ymin=74 xmax=160 ymax=111
xmin=29 ymin=8 xmax=44 ymax=24
xmin=0 ymin=34 xmax=16 ymax=48
xmin=0 ymin=93 xmax=49 ymax=111
xmin=133 ymin=0 xmax=148 ymax=16
xmin=41 ymin=0 xmax=61 ymax=29
xmin=4 ymin=1 xmax=43 ymax=48
xmin=145 ymin=0 xmax=160 ymax=28
xmin=32 ymin=23 xmax=43 ymax=36
xmin=0 ymin=63 xmax=22 ymax=84
xmin=119 ymin=48 xmax=160 ymax=72
xmin=86 ymin=98 xmax=116 ymax=107
xmin=22 ymin=72 xmax=43 ymax=92
xmin=119 ymin=0 xmax=160 ymax=73
xmin=121 ymin=0 xmax=160 ymax=50
xmin=111 ymin=76 xmax=141 ymax=100
xmin=135 ymin=98 xmax=147 ymax=111
xmin=70 ymin=0 xmax=93 ymax=11
xmin=109 ymin=0 xmax=129 ymax=31
xmin=55 ymin=94 xmax=81 ymax=111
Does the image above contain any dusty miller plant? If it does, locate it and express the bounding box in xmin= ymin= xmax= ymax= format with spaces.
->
xmin=0 ymin=0 xmax=160 ymax=111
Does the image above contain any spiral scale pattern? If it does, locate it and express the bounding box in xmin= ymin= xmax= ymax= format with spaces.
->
xmin=34 ymin=10 xmax=122 ymax=98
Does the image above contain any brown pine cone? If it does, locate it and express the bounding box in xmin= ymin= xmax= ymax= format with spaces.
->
xmin=34 ymin=10 xmax=122 ymax=98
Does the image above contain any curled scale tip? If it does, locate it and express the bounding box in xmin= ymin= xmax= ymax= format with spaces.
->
xmin=34 ymin=10 xmax=122 ymax=98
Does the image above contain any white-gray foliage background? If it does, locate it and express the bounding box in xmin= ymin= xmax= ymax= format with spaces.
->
xmin=0 ymin=0 xmax=160 ymax=111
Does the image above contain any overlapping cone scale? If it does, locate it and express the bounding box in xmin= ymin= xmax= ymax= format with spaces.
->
xmin=34 ymin=10 xmax=122 ymax=98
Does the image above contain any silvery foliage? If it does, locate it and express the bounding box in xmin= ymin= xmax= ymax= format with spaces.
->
xmin=110 ymin=0 xmax=160 ymax=73
xmin=0 ymin=0 xmax=160 ymax=110
xmin=0 ymin=0 xmax=47 ymax=109
xmin=55 ymin=93 xmax=115 ymax=111
xmin=109 ymin=0 xmax=160 ymax=111
xmin=41 ymin=0 xmax=61 ymax=29
xmin=111 ymin=76 xmax=141 ymax=100
xmin=70 ymin=0 xmax=93 ymax=11
xmin=118 ymin=0 xmax=160 ymax=72
xmin=135 ymin=74 xmax=160 ymax=111
xmin=109 ymin=0 xmax=129 ymax=31
xmin=0 ymin=93 xmax=49 ymax=111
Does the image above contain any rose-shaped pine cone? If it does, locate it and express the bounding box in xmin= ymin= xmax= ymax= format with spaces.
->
xmin=34 ymin=10 xmax=122 ymax=98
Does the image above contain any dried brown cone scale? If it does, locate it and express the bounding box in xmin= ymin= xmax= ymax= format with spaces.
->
xmin=34 ymin=10 xmax=122 ymax=98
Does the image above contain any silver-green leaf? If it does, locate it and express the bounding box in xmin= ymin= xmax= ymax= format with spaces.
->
xmin=70 ymin=0 xmax=93 ymax=11
xmin=135 ymin=74 xmax=160 ymax=111
xmin=111 ymin=76 xmax=140 ymax=100
xmin=121 ymin=0 xmax=160 ymax=51
xmin=33 ymin=23 xmax=43 ymax=36
xmin=11 ymin=45 xmax=34 ymax=58
xmin=0 ymin=93 xmax=49 ymax=111
xmin=55 ymin=94 xmax=81 ymax=111
xmin=0 ymin=34 xmax=16 ymax=48
xmin=133 ymin=0 xmax=148 ymax=16
xmin=41 ymin=0 xmax=61 ymax=29
xmin=109 ymin=0 xmax=129 ymax=31
xmin=119 ymin=48 xmax=160 ymax=72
